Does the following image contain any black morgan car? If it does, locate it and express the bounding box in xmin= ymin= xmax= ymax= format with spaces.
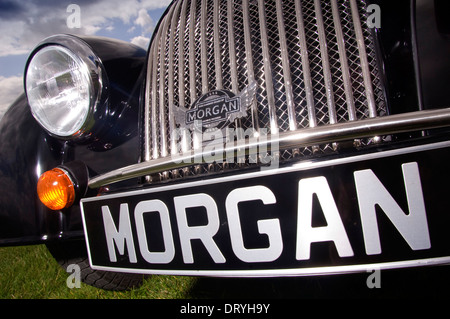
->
xmin=0 ymin=0 xmax=449 ymax=291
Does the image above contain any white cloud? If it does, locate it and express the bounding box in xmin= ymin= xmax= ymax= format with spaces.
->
xmin=135 ymin=9 xmax=155 ymax=35
xmin=0 ymin=75 xmax=23 ymax=122
xmin=131 ymin=35 xmax=151 ymax=49
xmin=0 ymin=0 xmax=172 ymax=122
xmin=0 ymin=0 xmax=171 ymax=57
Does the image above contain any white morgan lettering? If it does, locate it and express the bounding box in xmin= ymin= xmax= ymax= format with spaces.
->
xmin=226 ymin=185 xmax=282 ymax=262
xmin=102 ymin=204 xmax=137 ymax=263
xmin=354 ymin=162 xmax=431 ymax=255
xmin=99 ymin=162 xmax=430 ymax=266
xmin=296 ymin=176 xmax=354 ymax=260
xmin=134 ymin=200 xmax=175 ymax=264
xmin=174 ymin=193 xmax=226 ymax=264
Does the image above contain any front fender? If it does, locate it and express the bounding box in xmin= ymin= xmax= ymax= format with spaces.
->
xmin=0 ymin=94 xmax=63 ymax=245
xmin=0 ymin=35 xmax=146 ymax=246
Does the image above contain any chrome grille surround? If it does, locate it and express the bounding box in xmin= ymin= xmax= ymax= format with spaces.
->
xmin=143 ymin=0 xmax=387 ymax=180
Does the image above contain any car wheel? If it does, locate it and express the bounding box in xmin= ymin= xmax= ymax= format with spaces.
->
xmin=46 ymin=240 xmax=147 ymax=291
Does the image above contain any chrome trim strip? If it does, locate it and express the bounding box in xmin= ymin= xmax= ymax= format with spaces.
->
xmin=87 ymin=256 xmax=450 ymax=278
xmin=89 ymin=108 xmax=450 ymax=188
xmin=86 ymin=140 xmax=450 ymax=201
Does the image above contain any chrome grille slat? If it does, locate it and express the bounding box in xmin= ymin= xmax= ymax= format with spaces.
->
xmin=200 ymin=0 xmax=209 ymax=94
xmin=158 ymin=4 xmax=175 ymax=159
xmin=294 ymin=0 xmax=317 ymax=129
xmin=330 ymin=0 xmax=357 ymax=121
xmin=258 ymin=0 xmax=279 ymax=135
xmin=276 ymin=0 xmax=297 ymax=131
xmin=144 ymin=0 xmax=387 ymax=176
xmin=149 ymin=24 xmax=162 ymax=161
xmin=314 ymin=0 xmax=337 ymax=125
xmin=242 ymin=0 xmax=260 ymax=133
xmin=213 ymin=0 xmax=222 ymax=89
xmin=228 ymin=1 xmax=244 ymax=141
xmin=168 ymin=1 xmax=180 ymax=156
xmin=227 ymin=1 xmax=239 ymax=93
xmin=177 ymin=0 xmax=189 ymax=154
xmin=188 ymin=0 xmax=197 ymax=103
xmin=349 ymin=0 xmax=376 ymax=118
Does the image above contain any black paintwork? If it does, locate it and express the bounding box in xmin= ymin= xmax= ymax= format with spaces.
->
xmin=0 ymin=0 xmax=449 ymax=247
xmin=415 ymin=0 xmax=450 ymax=109
xmin=0 ymin=36 xmax=146 ymax=245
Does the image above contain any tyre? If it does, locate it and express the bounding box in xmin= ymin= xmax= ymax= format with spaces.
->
xmin=46 ymin=240 xmax=147 ymax=291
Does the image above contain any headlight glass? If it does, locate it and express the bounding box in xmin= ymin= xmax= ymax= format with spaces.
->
xmin=25 ymin=45 xmax=92 ymax=137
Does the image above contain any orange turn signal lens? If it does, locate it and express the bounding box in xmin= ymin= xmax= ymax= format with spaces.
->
xmin=37 ymin=168 xmax=75 ymax=210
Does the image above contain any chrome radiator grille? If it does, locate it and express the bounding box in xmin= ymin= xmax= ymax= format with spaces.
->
xmin=144 ymin=0 xmax=387 ymax=173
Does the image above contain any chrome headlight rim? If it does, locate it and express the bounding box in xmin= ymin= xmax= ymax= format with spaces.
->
xmin=24 ymin=34 xmax=109 ymax=140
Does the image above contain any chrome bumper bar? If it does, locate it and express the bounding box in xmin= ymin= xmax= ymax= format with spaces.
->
xmin=89 ymin=108 xmax=450 ymax=188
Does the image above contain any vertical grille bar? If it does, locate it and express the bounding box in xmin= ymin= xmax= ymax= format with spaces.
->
xmin=188 ymin=0 xmax=202 ymax=151
xmin=314 ymin=0 xmax=337 ymax=125
xmin=330 ymin=0 xmax=357 ymax=121
xmin=227 ymin=1 xmax=238 ymax=93
xmin=294 ymin=0 xmax=317 ymax=129
xmin=158 ymin=5 xmax=175 ymax=159
xmin=258 ymin=0 xmax=278 ymax=134
xmin=213 ymin=0 xmax=222 ymax=90
xmin=178 ymin=0 xmax=189 ymax=154
xmin=168 ymin=2 xmax=182 ymax=156
xmin=349 ymin=0 xmax=377 ymax=118
xmin=228 ymin=1 xmax=244 ymax=140
xmin=276 ymin=0 xmax=297 ymax=131
xmin=150 ymin=25 xmax=162 ymax=160
xmin=242 ymin=0 xmax=259 ymax=133
xmin=200 ymin=0 xmax=209 ymax=94
xmin=144 ymin=0 xmax=387 ymax=173
xmin=188 ymin=0 xmax=198 ymax=103
xmin=144 ymin=39 xmax=153 ymax=161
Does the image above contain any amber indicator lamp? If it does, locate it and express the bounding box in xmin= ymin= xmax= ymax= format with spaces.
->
xmin=37 ymin=168 xmax=75 ymax=210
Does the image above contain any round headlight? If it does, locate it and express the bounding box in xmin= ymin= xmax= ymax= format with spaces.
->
xmin=25 ymin=45 xmax=92 ymax=137
xmin=25 ymin=35 xmax=108 ymax=140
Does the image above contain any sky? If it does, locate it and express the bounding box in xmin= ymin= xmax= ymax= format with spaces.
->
xmin=0 ymin=0 xmax=171 ymax=120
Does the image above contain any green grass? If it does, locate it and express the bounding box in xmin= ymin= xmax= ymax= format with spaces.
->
xmin=0 ymin=244 xmax=197 ymax=299
xmin=1 ymin=244 xmax=449 ymax=299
